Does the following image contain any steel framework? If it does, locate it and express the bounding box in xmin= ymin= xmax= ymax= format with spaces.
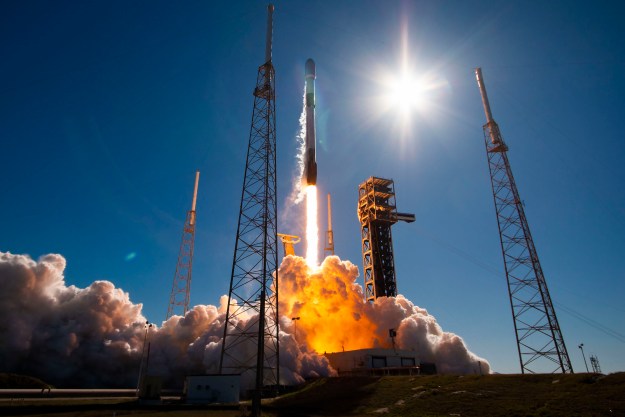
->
xmin=590 ymin=355 xmax=602 ymax=373
xmin=358 ymin=177 xmax=414 ymax=302
xmin=476 ymin=68 xmax=573 ymax=374
xmin=166 ymin=171 xmax=200 ymax=320
xmin=219 ymin=5 xmax=279 ymax=409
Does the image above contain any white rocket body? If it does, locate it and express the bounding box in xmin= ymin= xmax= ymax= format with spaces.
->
xmin=303 ymin=58 xmax=317 ymax=186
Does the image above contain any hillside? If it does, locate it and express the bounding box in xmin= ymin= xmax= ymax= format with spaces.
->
xmin=0 ymin=374 xmax=51 ymax=389
xmin=269 ymin=373 xmax=625 ymax=416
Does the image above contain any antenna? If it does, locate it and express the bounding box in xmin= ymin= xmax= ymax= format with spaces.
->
xmin=220 ymin=4 xmax=279 ymax=415
xmin=189 ymin=170 xmax=199 ymax=226
xmin=265 ymin=4 xmax=274 ymax=64
xmin=166 ymin=171 xmax=200 ymax=319
xmin=324 ymin=193 xmax=335 ymax=257
xmin=475 ymin=68 xmax=572 ymax=374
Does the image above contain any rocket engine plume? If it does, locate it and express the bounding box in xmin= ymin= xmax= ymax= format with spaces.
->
xmin=279 ymin=255 xmax=491 ymax=374
xmin=0 ymin=251 xmax=490 ymax=388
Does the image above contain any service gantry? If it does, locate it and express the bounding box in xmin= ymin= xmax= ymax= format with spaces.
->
xmin=220 ymin=5 xmax=279 ymax=413
xmin=358 ymin=177 xmax=414 ymax=302
xmin=475 ymin=68 xmax=573 ymax=374
xmin=166 ymin=170 xmax=200 ymax=320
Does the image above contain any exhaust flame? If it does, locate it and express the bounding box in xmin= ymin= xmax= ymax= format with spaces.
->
xmin=279 ymin=255 xmax=491 ymax=374
xmin=305 ymin=185 xmax=319 ymax=267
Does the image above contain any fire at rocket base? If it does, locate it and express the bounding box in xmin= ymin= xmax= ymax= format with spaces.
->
xmin=303 ymin=58 xmax=317 ymax=186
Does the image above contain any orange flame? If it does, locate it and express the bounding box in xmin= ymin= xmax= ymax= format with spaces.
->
xmin=279 ymin=255 xmax=383 ymax=353
xmin=277 ymin=254 xmax=491 ymax=373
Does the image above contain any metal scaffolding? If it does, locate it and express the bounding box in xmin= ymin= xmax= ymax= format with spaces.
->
xmin=475 ymin=68 xmax=573 ymax=374
xmin=219 ymin=5 xmax=279 ymax=413
xmin=358 ymin=177 xmax=414 ymax=302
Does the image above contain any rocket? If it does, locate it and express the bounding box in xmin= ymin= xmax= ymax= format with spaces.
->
xmin=303 ymin=58 xmax=318 ymax=186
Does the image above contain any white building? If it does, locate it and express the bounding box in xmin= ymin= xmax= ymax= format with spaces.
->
xmin=184 ymin=374 xmax=240 ymax=404
xmin=325 ymin=348 xmax=423 ymax=376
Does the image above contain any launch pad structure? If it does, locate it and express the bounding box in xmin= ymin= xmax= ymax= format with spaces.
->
xmin=475 ymin=68 xmax=573 ymax=374
xmin=358 ymin=177 xmax=415 ymax=302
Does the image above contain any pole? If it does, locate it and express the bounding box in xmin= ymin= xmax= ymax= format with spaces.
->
xmin=578 ymin=343 xmax=589 ymax=372
xmin=189 ymin=171 xmax=200 ymax=225
xmin=292 ymin=317 xmax=300 ymax=340
xmin=136 ymin=321 xmax=151 ymax=394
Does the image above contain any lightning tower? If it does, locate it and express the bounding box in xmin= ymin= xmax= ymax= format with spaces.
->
xmin=590 ymin=355 xmax=602 ymax=373
xmin=219 ymin=4 xmax=279 ymax=412
xmin=166 ymin=171 xmax=200 ymax=319
xmin=324 ymin=193 xmax=335 ymax=257
xmin=358 ymin=177 xmax=414 ymax=302
xmin=475 ymin=68 xmax=573 ymax=374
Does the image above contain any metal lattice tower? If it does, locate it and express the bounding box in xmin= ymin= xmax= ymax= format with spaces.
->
xmin=219 ymin=4 xmax=279 ymax=411
xmin=590 ymin=355 xmax=602 ymax=373
xmin=475 ymin=68 xmax=573 ymax=374
xmin=166 ymin=171 xmax=200 ymax=320
xmin=358 ymin=177 xmax=414 ymax=302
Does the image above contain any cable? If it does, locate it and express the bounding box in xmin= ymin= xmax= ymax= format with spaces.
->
xmin=413 ymin=226 xmax=625 ymax=345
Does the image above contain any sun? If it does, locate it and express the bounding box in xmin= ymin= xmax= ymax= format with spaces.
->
xmin=385 ymin=73 xmax=424 ymax=115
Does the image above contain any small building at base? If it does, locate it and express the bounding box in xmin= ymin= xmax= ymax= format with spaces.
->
xmin=184 ymin=374 xmax=240 ymax=404
xmin=325 ymin=348 xmax=430 ymax=376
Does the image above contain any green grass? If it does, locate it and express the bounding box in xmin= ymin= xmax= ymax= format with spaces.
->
xmin=268 ymin=373 xmax=625 ymax=416
xmin=1 ymin=373 xmax=623 ymax=416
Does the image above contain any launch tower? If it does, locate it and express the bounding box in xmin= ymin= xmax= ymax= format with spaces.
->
xmin=166 ymin=171 xmax=200 ymax=319
xmin=220 ymin=4 xmax=279 ymax=411
xmin=475 ymin=68 xmax=573 ymax=374
xmin=358 ymin=177 xmax=414 ymax=302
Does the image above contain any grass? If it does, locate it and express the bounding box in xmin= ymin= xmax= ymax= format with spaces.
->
xmin=268 ymin=373 xmax=625 ymax=416
xmin=1 ymin=373 xmax=623 ymax=416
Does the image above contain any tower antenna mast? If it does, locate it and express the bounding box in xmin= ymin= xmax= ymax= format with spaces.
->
xmin=475 ymin=68 xmax=572 ymax=374
xmin=324 ymin=193 xmax=335 ymax=257
xmin=166 ymin=170 xmax=200 ymax=319
xmin=219 ymin=5 xmax=279 ymax=415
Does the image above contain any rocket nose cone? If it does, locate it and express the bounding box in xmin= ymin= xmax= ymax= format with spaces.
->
xmin=305 ymin=59 xmax=316 ymax=78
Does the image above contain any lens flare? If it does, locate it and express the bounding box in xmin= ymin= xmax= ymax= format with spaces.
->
xmin=305 ymin=185 xmax=318 ymax=267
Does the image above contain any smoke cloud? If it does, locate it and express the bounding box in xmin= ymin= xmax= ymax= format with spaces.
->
xmin=0 ymin=252 xmax=334 ymax=388
xmin=0 ymin=251 xmax=488 ymax=388
xmin=279 ymin=255 xmax=490 ymax=374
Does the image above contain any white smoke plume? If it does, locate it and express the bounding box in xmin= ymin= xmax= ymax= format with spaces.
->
xmin=0 ymin=251 xmax=488 ymax=388
xmin=0 ymin=252 xmax=334 ymax=388
xmin=279 ymin=255 xmax=491 ymax=375
xmin=289 ymin=87 xmax=308 ymax=205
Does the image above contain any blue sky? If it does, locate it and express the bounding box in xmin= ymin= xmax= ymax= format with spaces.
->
xmin=1 ymin=0 xmax=624 ymax=374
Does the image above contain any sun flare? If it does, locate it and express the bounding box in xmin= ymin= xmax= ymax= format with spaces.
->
xmin=386 ymin=73 xmax=423 ymax=114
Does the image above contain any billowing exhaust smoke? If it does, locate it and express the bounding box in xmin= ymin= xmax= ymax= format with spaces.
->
xmin=280 ymin=255 xmax=490 ymax=374
xmin=0 ymin=251 xmax=488 ymax=388
xmin=0 ymin=252 xmax=334 ymax=388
